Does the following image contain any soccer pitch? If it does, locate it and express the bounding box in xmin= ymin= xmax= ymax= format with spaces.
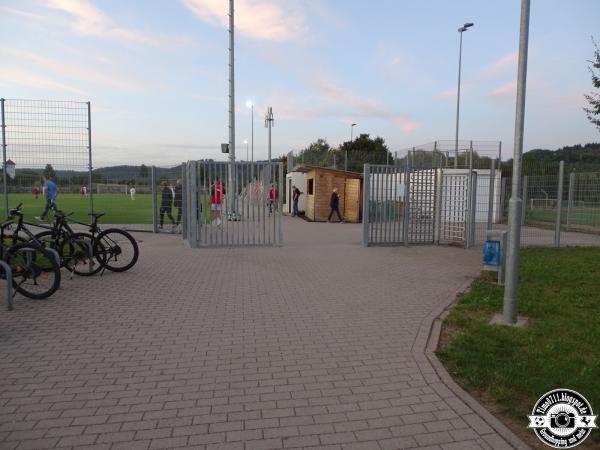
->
xmin=0 ymin=193 xmax=155 ymax=225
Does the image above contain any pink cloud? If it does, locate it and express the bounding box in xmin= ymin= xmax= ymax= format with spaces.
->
xmin=1 ymin=66 xmax=86 ymax=96
xmin=182 ymin=0 xmax=308 ymax=42
xmin=0 ymin=47 xmax=147 ymax=93
xmin=483 ymin=52 xmax=518 ymax=78
xmin=42 ymin=0 xmax=186 ymax=48
xmin=491 ymin=81 xmax=517 ymax=98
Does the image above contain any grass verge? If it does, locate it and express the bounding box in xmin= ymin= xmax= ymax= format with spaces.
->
xmin=437 ymin=247 xmax=600 ymax=449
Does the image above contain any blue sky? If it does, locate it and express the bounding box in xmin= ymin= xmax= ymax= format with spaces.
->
xmin=1 ymin=0 xmax=599 ymax=167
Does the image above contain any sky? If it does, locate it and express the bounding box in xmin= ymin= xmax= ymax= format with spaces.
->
xmin=1 ymin=0 xmax=599 ymax=168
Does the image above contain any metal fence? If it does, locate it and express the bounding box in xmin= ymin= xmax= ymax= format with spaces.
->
xmin=184 ymin=160 xmax=283 ymax=247
xmin=1 ymin=98 xmax=92 ymax=221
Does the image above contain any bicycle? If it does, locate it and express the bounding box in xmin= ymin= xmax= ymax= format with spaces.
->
xmin=0 ymin=204 xmax=62 ymax=299
xmin=67 ymin=212 xmax=139 ymax=275
xmin=26 ymin=210 xmax=98 ymax=276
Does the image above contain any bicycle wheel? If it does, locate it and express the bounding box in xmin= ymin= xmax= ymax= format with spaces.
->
xmin=6 ymin=243 xmax=61 ymax=299
xmin=34 ymin=231 xmax=72 ymax=268
xmin=97 ymin=229 xmax=139 ymax=272
xmin=71 ymin=232 xmax=107 ymax=276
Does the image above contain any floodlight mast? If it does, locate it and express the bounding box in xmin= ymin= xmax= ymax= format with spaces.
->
xmin=265 ymin=107 xmax=274 ymax=181
xmin=454 ymin=22 xmax=474 ymax=168
xmin=228 ymin=0 xmax=235 ymax=212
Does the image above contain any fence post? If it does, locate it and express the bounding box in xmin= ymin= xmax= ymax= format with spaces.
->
xmin=521 ymin=175 xmax=528 ymax=225
xmin=278 ymin=162 xmax=284 ymax=245
xmin=567 ymin=172 xmax=575 ymax=227
xmin=86 ymin=102 xmax=94 ymax=216
xmin=403 ymin=158 xmax=411 ymax=246
xmin=500 ymin=177 xmax=507 ymax=221
xmin=1 ymin=98 xmax=8 ymax=219
xmin=362 ymin=164 xmax=370 ymax=247
xmin=151 ymin=166 xmax=158 ymax=233
xmin=434 ymin=168 xmax=443 ymax=245
xmin=181 ymin=162 xmax=186 ymax=239
xmin=487 ymin=159 xmax=496 ymax=230
xmin=467 ymin=171 xmax=477 ymax=247
xmin=554 ymin=161 xmax=564 ymax=247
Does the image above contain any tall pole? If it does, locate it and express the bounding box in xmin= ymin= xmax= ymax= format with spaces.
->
xmin=228 ymin=0 xmax=236 ymax=211
xmin=454 ymin=31 xmax=463 ymax=169
xmin=1 ymin=98 xmax=8 ymax=219
xmin=86 ymin=102 xmax=94 ymax=216
xmin=503 ymin=0 xmax=530 ymax=325
xmin=251 ymin=104 xmax=254 ymax=162
xmin=265 ymin=107 xmax=274 ymax=181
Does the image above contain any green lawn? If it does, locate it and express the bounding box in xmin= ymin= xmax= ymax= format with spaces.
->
xmin=0 ymin=193 xmax=214 ymax=226
xmin=526 ymin=207 xmax=600 ymax=228
xmin=0 ymin=193 xmax=154 ymax=224
xmin=437 ymin=247 xmax=600 ymax=448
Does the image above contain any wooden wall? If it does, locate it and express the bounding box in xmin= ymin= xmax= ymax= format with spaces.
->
xmin=301 ymin=169 xmax=362 ymax=222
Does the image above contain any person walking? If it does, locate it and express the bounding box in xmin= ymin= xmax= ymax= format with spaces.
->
xmin=36 ymin=176 xmax=58 ymax=221
xmin=292 ymin=185 xmax=302 ymax=216
xmin=174 ymin=179 xmax=183 ymax=232
xmin=211 ymin=177 xmax=225 ymax=226
xmin=267 ymin=183 xmax=278 ymax=214
xmin=159 ymin=180 xmax=176 ymax=231
xmin=129 ymin=186 xmax=136 ymax=200
xmin=327 ymin=187 xmax=345 ymax=223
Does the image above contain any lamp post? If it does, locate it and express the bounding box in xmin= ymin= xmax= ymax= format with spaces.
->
xmin=347 ymin=123 xmax=357 ymax=171
xmin=246 ymin=100 xmax=254 ymax=162
xmin=244 ymin=140 xmax=248 ymax=161
xmin=454 ymin=22 xmax=474 ymax=169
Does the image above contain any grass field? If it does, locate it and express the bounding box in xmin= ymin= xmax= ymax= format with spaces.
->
xmin=526 ymin=207 xmax=600 ymax=228
xmin=437 ymin=247 xmax=600 ymax=448
xmin=0 ymin=193 xmax=215 ymax=226
xmin=0 ymin=193 xmax=155 ymax=225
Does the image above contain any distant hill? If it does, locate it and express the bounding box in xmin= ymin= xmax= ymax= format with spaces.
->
xmin=523 ymin=143 xmax=600 ymax=171
xmin=15 ymin=164 xmax=183 ymax=183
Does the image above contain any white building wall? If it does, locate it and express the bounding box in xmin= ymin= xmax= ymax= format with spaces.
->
xmin=284 ymin=172 xmax=306 ymax=215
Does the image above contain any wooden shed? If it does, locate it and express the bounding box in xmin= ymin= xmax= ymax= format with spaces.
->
xmin=294 ymin=166 xmax=363 ymax=222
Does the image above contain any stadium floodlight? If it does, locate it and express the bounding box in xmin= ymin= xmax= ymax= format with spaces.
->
xmin=454 ymin=22 xmax=474 ymax=168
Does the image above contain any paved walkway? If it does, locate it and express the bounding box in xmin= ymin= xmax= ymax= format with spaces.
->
xmin=0 ymin=218 xmax=527 ymax=450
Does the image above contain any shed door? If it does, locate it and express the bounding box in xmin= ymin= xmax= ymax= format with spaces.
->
xmin=344 ymin=179 xmax=360 ymax=222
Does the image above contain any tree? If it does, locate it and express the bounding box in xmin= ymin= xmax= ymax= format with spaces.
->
xmin=43 ymin=164 xmax=56 ymax=180
xmin=139 ymin=164 xmax=149 ymax=179
xmin=584 ymin=37 xmax=600 ymax=131
xmin=297 ymin=139 xmax=333 ymax=167
xmin=337 ymin=134 xmax=392 ymax=173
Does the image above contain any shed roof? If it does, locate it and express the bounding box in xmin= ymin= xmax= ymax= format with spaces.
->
xmin=292 ymin=165 xmax=363 ymax=178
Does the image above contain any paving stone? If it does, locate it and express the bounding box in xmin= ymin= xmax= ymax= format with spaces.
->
xmin=0 ymin=224 xmax=524 ymax=450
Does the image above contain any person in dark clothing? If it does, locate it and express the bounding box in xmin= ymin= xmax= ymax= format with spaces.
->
xmin=292 ymin=185 xmax=301 ymax=216
xmin=159 ymin=180 xmax=176 ymax=230
xmin=174 ymin=179 xmax=183 ymax=230
xmin=327 ymin=187 xmax=345 ymax=223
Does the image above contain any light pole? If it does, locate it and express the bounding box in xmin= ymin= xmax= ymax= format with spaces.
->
xmin=246 ymin=100 xmax=254 ymax=162
xmin=244 ymin=140 xmax=248 ymax=161
xmin=454 ymin=22 xmax=474 ymax=169
xmin=265 ymin=107 xmax=274 ymax=182
xmin=503 ymin=0 xmax=530 ymax=325
xmin=347 ymin=123 xmax=357 ymax=171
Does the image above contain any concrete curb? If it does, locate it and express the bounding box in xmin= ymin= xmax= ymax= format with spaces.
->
xmin=416 ymin=278 xmax=531 ymax=450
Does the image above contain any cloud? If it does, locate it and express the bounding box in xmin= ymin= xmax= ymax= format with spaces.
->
xmin=182 ymin=0 xmax=308 ymax=42
xmin=41 ymin=0 xmax=185 ymax=48
xmin=491 ymin=81 xmax=517 ymax=98
xmin=314 ymin=75 xmax=421 ymax=133
xmin=433 ymin=88 xmax=456 ymax=101
xmin=0 ymin=47 xmax=146 ymax=93
xmin=483 ymin=52 xmax=518 ymax=78
xmin=1 ymin=67 xmax=86 ymax=96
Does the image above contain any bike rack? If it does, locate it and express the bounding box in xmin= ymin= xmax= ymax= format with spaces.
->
xmin=0 ymin=261 xmax=14 ymax=311
xmin=72 ymin=239 xmax=95 ymax=276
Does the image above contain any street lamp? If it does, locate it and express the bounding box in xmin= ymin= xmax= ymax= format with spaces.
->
xmin=347 ymin=123 xmax=358 ymax=171
xmin=246 ymin=100 xmax=254 ymax=162
xmin=454 ymin=22 xmax=474 ymax=169
xmin=244 ymin=140 xmax=248 ymax=161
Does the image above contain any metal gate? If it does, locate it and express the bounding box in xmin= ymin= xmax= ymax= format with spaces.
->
xmin=362 ymin=164 xmax=474 ymax=247
xmin=183 ymin=160 xmax=283 ymax=247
